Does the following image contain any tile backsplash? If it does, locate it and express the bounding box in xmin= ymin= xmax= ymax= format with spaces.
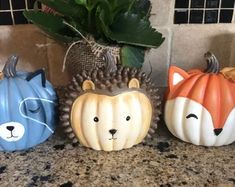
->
xmin=0 ymin=0 xmax=235 ymax=87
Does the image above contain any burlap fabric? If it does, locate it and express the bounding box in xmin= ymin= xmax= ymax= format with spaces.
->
xmin=65 ymin=40 xmax=121 ymax=77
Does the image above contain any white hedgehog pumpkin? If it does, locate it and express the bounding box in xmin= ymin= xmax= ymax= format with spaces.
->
xmin=60 ymin=65 xmax=161 ymax=151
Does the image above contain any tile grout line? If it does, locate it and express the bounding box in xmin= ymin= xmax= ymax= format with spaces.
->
xmin=202 ymin=0 xmax=207 ymax=24
xmin=175 ymin=8 xmax=234 ymax=10
xmin=187 ymin=0 xmax=191 ymax=24
xmin=232 ymin=1 xmax=235 ymax=22
xmin=8 ymin=0 xmax=15 ymax=25
xmin=218 ymin=0 xmax=222 ymax=23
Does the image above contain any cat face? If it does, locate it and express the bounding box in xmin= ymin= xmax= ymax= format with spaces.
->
xmin=0 ymin=70 xmax=57 ymax=151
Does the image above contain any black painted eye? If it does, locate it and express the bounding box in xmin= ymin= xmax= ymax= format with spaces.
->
xmin=94 ymin=117 xmax=99 ymax=122
xmin=186 ymin=114 xmax=198 ymax=119
xmin=29 ymin=107 xmax=41 ymax=113
xmin=126 ymin=116 xmax=131 ymax=121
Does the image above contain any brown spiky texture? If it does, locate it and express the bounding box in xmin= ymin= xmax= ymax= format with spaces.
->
xmin=59 ymin=65 xmax=161 ymax=143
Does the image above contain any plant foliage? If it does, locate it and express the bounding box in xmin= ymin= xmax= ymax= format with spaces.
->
xmin=24 ymin=0 xmax=165 ymax=67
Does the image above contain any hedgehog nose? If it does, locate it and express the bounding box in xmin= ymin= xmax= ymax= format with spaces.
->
xmin=214 ymin=128 xmax=223 ymax=136
xmin=6 ymin=126 xmax=15 ymax=131
xmin=109 ymin=129 xmax=117 ymax=135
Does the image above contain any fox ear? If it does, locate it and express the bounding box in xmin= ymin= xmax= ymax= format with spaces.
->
xmin=169 ymin=66 xmax=189 ymax=91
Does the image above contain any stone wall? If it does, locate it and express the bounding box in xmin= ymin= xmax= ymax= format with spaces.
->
xmin=0 ymin=0 xmax=235 ymax=87
xmin=144 ymin=0 xmax=235 ymax=87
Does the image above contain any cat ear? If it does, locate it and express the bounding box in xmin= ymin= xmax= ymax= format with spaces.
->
xmin=26 ymin=69 xmax=46 ymax=87
xmin=168 ymin=66 xmax=189 ymax=91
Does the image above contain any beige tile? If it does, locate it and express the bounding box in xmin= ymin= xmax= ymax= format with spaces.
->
xmin=171 ymin=24 xmax=235 ymax=71
xmin=0 ymin=25 xmax=50 ymax=77
xmin=150 ymin=0 xmax=174 ymax=27
xmin=46 ymin=38 xmax=70 ymax=86
xmin=143 ymin=28 xmax=171 ymax=87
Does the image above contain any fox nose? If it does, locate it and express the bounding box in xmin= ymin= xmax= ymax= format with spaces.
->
xmin=6 ymin=126 xmax=15 ymax=131
xmin=214 ymin=128 xmax=223 ymax=136
xmin=109 ymin=129 xmax=117 ymax=135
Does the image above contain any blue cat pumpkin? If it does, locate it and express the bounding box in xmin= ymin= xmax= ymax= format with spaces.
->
xmin=0 ymin=55 xmax=57 ymax=151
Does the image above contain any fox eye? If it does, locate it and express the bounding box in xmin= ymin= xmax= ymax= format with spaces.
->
xmin=186 ymin=113 xmax=198 ymax=119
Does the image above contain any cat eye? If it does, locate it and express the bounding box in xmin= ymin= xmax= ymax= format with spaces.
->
xmin=28 ymin=106 xmax=41 ymax=113
xmin=186 ymin=113 xmax=198 ymax=119
xmin=94 ymin=117 xmax=99 ymax=122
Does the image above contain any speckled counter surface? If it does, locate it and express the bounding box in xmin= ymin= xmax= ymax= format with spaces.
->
xmin=0 ymin=123 xmax=234 ymax=187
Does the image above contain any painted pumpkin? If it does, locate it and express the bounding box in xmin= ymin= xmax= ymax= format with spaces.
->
xmin=165 ymin=52 xmax=235 ymax=146
xmin=0 ymin=55 xmax=57 ymax=151
xmin=60 ymin=54 xmax=160 ymax=151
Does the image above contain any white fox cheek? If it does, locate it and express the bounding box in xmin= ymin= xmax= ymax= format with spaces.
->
xmin=216 ymin=108 xmax=235 ymax=146
xmin=165 ymin=97 xmax=216 ymax=146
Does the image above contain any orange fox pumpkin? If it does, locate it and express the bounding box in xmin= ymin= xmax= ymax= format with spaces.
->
xmin=165 ymin=52 xmax=235 ymax=146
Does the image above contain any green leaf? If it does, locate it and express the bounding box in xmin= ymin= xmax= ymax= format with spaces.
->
xmin=108 ymin=0 xmax=134 ymax=13
xmin=74 ymin=0 xmax=87 ymax=6
xmin=38 ymin=0 xmax=87 ymax=20
xmin=108 ymin=13 xmax=165 ymax=48
xmin=23 ymin=11 xmax=80 ymax=42
xmin=96 ymin=8 xmax=113 ymax=41
xmin=129 ymin=0 xmax=151 ymax=18
xmin=121 ymin=45 xmax=145 ymax=68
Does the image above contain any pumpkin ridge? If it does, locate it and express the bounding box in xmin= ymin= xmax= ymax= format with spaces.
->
xmin=71 ymin=97 xmax=89 ymax=146
xmin=169 ymin=74 xmax=203 ymax=100
xmin=11 ymin=78 xmax=28 ymax=150
xmin=135 ymin=94 xmax=144 ymax=144
xmin=182 ymin=97 xmax=190 ymax=142
xmin=198 ymin=75 xmax=210 ymax=145
xmin=94 ymin=95 xmax=103 ymax=150
xmin=186 ymin=74 xmax=208 ymax=101
xmin=204 ymin=75 xmax=221 ymax=130
xmin=25 ymin=77 xmax=56 ymax=142
xmin=26 ymin=80 xmax=47 ymax=143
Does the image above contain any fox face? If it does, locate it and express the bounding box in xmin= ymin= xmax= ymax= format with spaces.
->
xmin=165 ymin=66 xmax=235 ymax=146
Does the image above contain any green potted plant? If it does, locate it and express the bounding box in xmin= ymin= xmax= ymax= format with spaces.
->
xmin=24 ymin=0 xmax=164 ymax=75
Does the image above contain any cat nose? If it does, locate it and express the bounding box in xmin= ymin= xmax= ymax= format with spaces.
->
xmin=109 ymin=129 xmax=117 ymax=135
xmin=6 ymin=126 xmax=15 ymax=131
xmin=214 ymin=128 xmax=223 ymax=136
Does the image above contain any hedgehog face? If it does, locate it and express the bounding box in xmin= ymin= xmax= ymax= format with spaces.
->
xmin=71 ymin=89 xmax=152 ymax=151
xmin=60 ymin=66 xmax=160 ymax=151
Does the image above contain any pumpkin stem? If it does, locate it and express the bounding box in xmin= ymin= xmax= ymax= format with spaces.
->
xmin=103 ymin=50 xmax=117 ymax=73
xmin=204 ymin=52 xmax=220 ymax=74
xmin=2 ymin=55 xmax=18 ymax=78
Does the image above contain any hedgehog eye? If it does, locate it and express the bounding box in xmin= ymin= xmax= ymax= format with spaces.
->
xmin=186 ymin=113 xmax=198 ymax=119
xmin=94 ymin=117 xmax=99 ymax=122
xmin=126 ymin=116 xmax=131 ymax=121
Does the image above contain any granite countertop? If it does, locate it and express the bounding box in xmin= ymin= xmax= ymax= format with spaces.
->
xmin=0 ymin=122 xmax=234 ymax=187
